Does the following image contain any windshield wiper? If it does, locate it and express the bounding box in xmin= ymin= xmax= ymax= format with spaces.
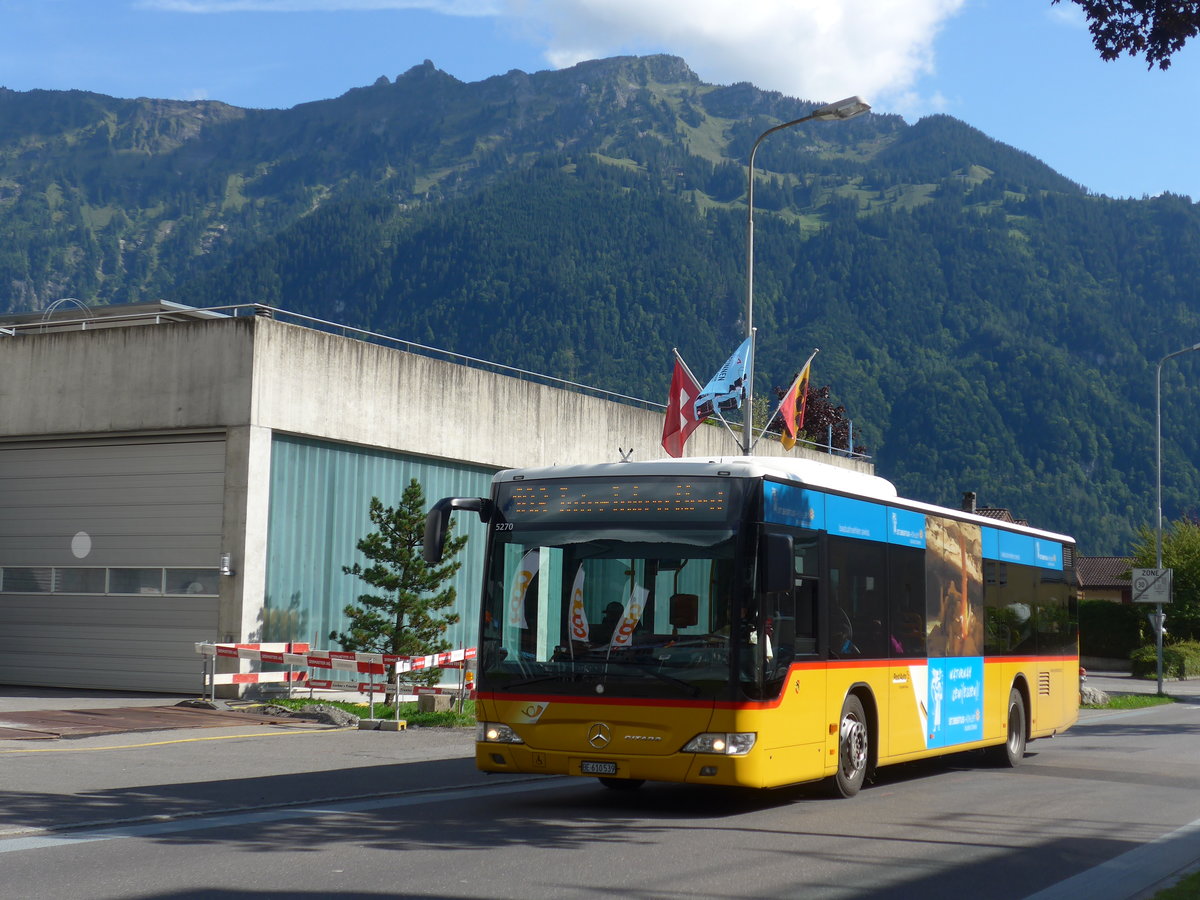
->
xmin=500 ymin=672 xmax=587 ymax=691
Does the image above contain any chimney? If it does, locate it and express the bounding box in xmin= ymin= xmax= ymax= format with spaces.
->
xmin=962 ymin=492 xmax=977 ymax=514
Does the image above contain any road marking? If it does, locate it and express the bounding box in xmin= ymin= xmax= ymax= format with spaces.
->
xmin=0 ymin=727 xmax=345 ymax=754
xmin=0 ymin=778 xmax=568 ymax=855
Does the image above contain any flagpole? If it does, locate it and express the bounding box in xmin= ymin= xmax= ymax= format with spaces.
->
xmin=741 ymin=97 xmax=869 ymax=456
xmin=686 ymin=340 xmax=743 ymax=445
xmin=712 ymin=407 xmax=742 ymax=445
xmin=753 ymin=347 xmax=819 ymax=451
xmin=672 ymin=347 xmax=702 ymax=387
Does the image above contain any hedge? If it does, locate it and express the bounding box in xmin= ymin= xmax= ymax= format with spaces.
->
xmin=1130 ymin=641 xmax=1200 ymax=679
xmin=1079 ymin=599 xmax=1142 ymax=659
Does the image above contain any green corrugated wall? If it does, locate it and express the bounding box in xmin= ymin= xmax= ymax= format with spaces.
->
xmin=264 ymin=434 xmax=496 ymax=653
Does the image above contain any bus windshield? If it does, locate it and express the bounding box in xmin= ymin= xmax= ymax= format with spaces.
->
xmin=477 ymin=477 xmax=751 ymax=700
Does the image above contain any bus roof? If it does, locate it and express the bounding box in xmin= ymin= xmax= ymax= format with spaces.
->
xmin=492 ymin=455 xmax=896 ymax=499
xmin=491 ymin=455 xmax=1075 ymax=545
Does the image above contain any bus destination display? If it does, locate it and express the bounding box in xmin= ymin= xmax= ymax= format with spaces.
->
xmin=499 ymin=477 xmax=736 ymax=523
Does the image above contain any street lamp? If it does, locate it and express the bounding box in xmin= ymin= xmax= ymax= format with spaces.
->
xmin=742 ymin=96 xmax=871 ymax=454
xmin=1153 ymin=340 xmax=1200 ymax=694
xmin=1155 ymin=341 xmax=1200 ymax=566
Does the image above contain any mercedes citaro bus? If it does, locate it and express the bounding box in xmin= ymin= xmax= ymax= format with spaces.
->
xmin=423 ymin=456 xmax=1078 ymax=797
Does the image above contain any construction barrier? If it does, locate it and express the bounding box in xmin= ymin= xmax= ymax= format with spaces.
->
xmin=196 ymin=641 xmax=476 ymax=703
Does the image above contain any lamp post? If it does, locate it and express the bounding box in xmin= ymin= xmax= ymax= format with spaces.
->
xmin=742 ymin=96 xmax=870 ymax=455
xmin=1154 ymin=341 xmax=1200 ymax=694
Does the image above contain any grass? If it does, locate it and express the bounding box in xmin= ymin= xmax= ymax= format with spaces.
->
xmin=1153 ymin=868 xmax=1200 ymax=899
xmin=272 ymin=697 xmax=476 ymax=728
xmin=1082 ymin=693 xmax=1177 ymax=710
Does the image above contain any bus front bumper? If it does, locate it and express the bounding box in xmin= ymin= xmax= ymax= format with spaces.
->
xmin=476 ymin=742 xmax=770 ymax=787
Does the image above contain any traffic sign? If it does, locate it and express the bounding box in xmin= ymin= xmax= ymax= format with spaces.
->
xmin=1132 ymin=568 xmax=1173 ymax=604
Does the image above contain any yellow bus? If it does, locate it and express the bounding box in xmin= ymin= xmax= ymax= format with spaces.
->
xmin=423 ymin=456 xmax=1078 ymax=797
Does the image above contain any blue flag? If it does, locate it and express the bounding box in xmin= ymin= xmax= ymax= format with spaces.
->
xmin=694 ymin=337 xmax=752 ymax=419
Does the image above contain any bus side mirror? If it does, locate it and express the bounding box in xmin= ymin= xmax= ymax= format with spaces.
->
xmin=761 ymin=533 xmax=793 ymax=594
xmin=423 ymin=497 xmax=493 ymax=563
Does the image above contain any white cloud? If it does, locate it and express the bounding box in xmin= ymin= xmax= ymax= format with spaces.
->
xmin=139 ymin=0 xmax=966 ymax=110
xmin=1046 ymin=2 xmax=1087 ymax=29
xmin=889 ymin=87 xmax=950 ymax=119
xmin=503 ymin=0 xmax=968 ymax=108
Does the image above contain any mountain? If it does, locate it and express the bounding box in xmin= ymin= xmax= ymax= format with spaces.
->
xmin=3 ymin=54 xmax=1200 ymax=554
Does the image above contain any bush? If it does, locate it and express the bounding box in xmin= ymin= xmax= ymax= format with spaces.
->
xmin=1130 ymin=640 xmax=1200 ymax=679
xmin=1079 ymin=599 xmax=1142 ymax=658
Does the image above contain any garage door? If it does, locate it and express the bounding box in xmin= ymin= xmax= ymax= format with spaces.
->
xmin=0 ymin=435 xmax=225 ymax=692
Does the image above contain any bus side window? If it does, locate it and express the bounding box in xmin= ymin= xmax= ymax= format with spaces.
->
xmin=761 ymin=534 xmax=818 ymax=693
xmin=828 ymin=537 xmax=887 ymax=658
xmin=792 ymin=535 xmax=819 ymax=655
xmin=888 ymin=545 xmax=925 ymax=657
xmin=793 ymin=578 xmax=818 ymax=655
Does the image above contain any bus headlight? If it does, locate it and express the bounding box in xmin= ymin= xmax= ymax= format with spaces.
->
xmin=681 ymin=732 xmax=757 ymax=756
xmin=477 ymin=722 xmax=525 ymax=744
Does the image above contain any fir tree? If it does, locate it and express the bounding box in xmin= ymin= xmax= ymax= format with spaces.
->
xmin=332 ymin=479 xmax=466 ymax=688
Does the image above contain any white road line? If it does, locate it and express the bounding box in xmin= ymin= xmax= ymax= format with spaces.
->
xmin=0 ymin=778 xmax=569 ymax=855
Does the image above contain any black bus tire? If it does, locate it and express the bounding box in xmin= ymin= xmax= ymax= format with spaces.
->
xmin=990 ymin=687 xmax=1027 ymax=767
xmin=831 ymin=694 xmax=869 ymax=798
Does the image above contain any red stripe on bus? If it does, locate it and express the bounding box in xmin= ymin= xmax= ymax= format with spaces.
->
xmin=478 ymin=654 xmax=1080 ymax=713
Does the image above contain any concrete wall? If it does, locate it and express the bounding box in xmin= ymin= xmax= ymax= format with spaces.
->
xmin=1 ymin=316 xmax=870 ymax=474
xmin=0 ymin=319 xmax=255 ymax=437
xmin=249 ymin=318 xmax=825 ymax=468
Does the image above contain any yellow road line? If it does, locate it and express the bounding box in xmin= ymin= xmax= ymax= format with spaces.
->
xmin=0 ymin=727 xmax=348 ymax=753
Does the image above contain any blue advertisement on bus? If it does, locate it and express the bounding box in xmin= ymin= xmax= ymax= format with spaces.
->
xmin=926 ymin=657 xmax=984 ymax=748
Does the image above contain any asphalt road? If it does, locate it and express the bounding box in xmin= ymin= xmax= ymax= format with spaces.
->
xmin=1 ymin=681 xmax=1199 ymax=900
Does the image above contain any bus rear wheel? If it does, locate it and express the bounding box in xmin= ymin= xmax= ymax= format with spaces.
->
xmin=831 ymin=694 xmax=869 ymax=798
xmin=990 ymin=687 xmax=1027 ymax=767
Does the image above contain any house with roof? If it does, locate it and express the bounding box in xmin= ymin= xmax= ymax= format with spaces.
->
xmin=1075 ymin=556 xmax=1133 ymax=604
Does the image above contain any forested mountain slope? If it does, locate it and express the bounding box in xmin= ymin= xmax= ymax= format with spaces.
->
xmin=3 ymin=54 xmax=1199 ymax=553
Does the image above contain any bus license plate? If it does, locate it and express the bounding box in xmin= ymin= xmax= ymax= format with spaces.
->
xmin=581 ymin=760 xmax=618 ymax=775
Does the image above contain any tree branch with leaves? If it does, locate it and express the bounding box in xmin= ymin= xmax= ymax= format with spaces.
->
xmin=1056 ymin=0 xmax=1200 ymax=69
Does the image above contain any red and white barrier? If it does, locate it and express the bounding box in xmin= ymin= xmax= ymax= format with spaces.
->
xmin=196 ymin=642 xmax=475 ymax=674
xmin=195 ymin=642 xmax=476 ymax=700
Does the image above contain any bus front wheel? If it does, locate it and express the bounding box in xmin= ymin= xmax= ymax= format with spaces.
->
xmin=831 ymin=694 xmax=869 ymax=798
xmin=991 ymin=688 xmax=1027 ymax=767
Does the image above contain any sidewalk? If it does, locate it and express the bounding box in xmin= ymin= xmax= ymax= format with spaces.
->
xmin=1083 ymin=670 xmax=1200 ymax=699
xmin=0 ymin=685 xmax=300 ymax=741
xmin=0 ymin=685 xmax=194 ymax=714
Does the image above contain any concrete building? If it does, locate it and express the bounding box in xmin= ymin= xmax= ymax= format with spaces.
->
xmin=0 ymin=303 xmax=871 ymax=693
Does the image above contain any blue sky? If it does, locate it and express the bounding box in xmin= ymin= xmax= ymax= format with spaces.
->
xmin=1 ymin=0 xmax=1198 ymax=201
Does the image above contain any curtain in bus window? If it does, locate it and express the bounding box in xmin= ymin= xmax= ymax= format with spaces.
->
xmin=925 ymin=517 xmax=983 ymax=658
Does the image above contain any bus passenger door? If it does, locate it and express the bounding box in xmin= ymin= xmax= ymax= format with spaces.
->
xmin=888 ymin=544 xmax=929 ymax=757
xmin=760 ymin=532 xmax=826 ymax=782
xmin=888 ymin=661 xmax=929 ymax=757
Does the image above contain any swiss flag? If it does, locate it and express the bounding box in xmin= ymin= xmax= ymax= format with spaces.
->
xmin=661 ymin=359 xmax=706 ymax=458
